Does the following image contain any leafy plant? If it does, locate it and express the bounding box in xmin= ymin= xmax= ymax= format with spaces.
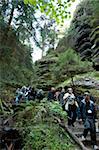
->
xmin=52 ymin=48 xmax=92 ymax=84
xmin=15 ymin=100 xmax=76 ymax=150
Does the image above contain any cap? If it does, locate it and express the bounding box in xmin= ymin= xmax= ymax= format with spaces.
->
xmin=84 ymin=92 xmax=90 ymax=96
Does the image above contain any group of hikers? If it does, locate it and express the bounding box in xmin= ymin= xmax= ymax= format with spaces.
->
xmin=47 ymin=86 xmax=99 ymax=150
xmin=15 ymin=86 xmax=44 ymax=104
xmin=15 ymin=85 xmax=99 ymax=150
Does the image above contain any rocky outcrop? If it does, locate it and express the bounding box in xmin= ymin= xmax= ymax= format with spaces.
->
xmin=71 ymin=0 xmax=99 ymax=64
xmin=74 ymin=77 xmax=99 ymax=90
xmin=69 ymin=0 xmax=94 ymax=61
xmin=74 ymin=26 xmax=92 ymax=60
xmin=34 ymin=55 xmax=58 ymax=90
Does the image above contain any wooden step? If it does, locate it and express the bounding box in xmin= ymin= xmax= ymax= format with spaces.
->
xmin=73 ymin=131 xmax=99 ymax=136
xmin=74 ymin=132 xmax=99 ymax=141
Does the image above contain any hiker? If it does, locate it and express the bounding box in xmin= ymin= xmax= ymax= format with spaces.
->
xmin=21 ymin=86 xmax=29 ymax=102
xmin=28 ymin=87 xmax=36 ymax=101
xmin=55 ymin=87 xmax=62 ymax=101
xmin=63 ymin=87 xmax=75 ymax=109
xmin=21 ymin=86 xmax=27 ymax=94
xmin=78 ymin=91 xmax=98 ymax=150
xmin=36 ymin=89 xmax=44 ymax=102
xmin=47 ymin=87 xmax=56 ymax=101
xmin=58 ymin=87 xmax=65 ymax=106
xmin=63 ymin=88 xmax=79 ymax=127
xmin=16 ymin=86 xmax=28 ymax=103
xmin=76 ymin=94 xmax=83 ymax=105
xmin=84 ymin=90 xmax=95 ymax=102
xmin=63 ymin=87 xmax=75 ymax=100
xmin=15 ymin=88 xmax=23 ymax=104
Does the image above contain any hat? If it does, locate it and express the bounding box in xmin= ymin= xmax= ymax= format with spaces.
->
xmin=68 ymin=88 xmax=73 ymax=91
xmin=84 ymin=91 xmax=90 ymax=96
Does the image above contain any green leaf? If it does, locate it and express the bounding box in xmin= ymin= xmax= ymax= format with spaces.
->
xmin=68 ymin=3 xmax=71 ymax=7
xmin=46 ymin=9 xmax=50 ymax=15
xmin=67 ymin=0 xmax=71 ymax=2
xmin=65 ymin=15 xmax=68 ymax=18
xmin=29 ymin=0 xmax=36 ymax=5
xmin=24 ymin=0 xmax=29 ymax=4
xmin=56 ymin=17 xmax=60 ymax=24
xmin=58 ymin=0 xmax=61 ymax=4
xmin=23 ymin=0 xmax=75 ymax=25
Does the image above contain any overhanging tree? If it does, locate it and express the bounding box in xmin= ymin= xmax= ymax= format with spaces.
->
xmin=24 ymin=0 xmax=76 ymax=24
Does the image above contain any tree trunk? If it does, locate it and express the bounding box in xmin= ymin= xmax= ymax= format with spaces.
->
xmin=8 ymin=5 xmax=14 ymax=27
xmin=41 ymin=49 xmax=44 ymax=58
xmin=71 ymin=76 xmax=74 ymax=86
xmin=41 ymin=42 xmax=45 ymax=58
xmin=4 ymin=4 xmax=15 ymax=43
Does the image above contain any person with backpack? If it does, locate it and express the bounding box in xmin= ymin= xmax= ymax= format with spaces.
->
xmin=63 ymin=88 xmax=79 ymax=127
xmin=78 ymin=91 xmax=98 ymax=150
xmin=36 ymin=89 xmax=44 ymax=102
xmin=28 ymin=87 xmax=36 ymax=101
xmin=47 ymin=87 xmax=56 ymax=101
xmin=58 ymin=87 xmax=65 ymax=106
xmin=15 ymin=88 xmax=23 ymax=104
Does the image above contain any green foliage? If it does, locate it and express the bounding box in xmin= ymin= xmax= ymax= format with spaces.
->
xmin=15 ymin=100 xmax=76 ymax=150
xmin=52 ymin=48 xmax=91 ymax=82
xmin=90 ymin=0 xmax=99 ymax=27
xmin=0 ymin=0 xmax=39 ymax=44
xmin=0 ymin=25 xmax=34 ymax=92
xmin=0 ymin=0 xmax=61 ymax=54
xmin=24 ymin=0 xmax=76 ymax=24
xmin=0 ymin=1 xmax=35 ymax=90
xmin=58 ymin=49 xmax=90 ymax=68
xmin=49 ymin=101 xmax=67 ymax=118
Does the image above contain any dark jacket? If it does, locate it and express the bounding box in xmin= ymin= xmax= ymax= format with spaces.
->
xmin=58 ymin=92 xmax=65 ymax=106
xmin=78 ymin=99 xmax=96 ymax=120
xmin=47 ymin=91 xmax=55 ymax=101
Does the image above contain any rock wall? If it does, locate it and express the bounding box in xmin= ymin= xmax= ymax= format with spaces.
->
xmin=34 ymin=54 xmax=58 ymax=90
xmin=91 ymin=26 xmax=99 ymax=70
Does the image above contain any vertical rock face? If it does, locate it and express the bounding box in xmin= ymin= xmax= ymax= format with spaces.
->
xmin=74 ymin=24 xmax=92 ymax=60
xmin=91 ymin=26 xmax=99 ymax=70
xmin=70 ymin=0 xmax=94 ymax=61
xmin=56 ymin=0 xmax=99 ymax=68
xmin=69 ymin=0 xmax=99 ymax=64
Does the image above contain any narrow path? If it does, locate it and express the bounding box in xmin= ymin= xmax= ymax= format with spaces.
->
xmin=68 ymin=121 xmax=99 ymax=150
xmin=54 ymin=117 xmax=99 ymax=150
